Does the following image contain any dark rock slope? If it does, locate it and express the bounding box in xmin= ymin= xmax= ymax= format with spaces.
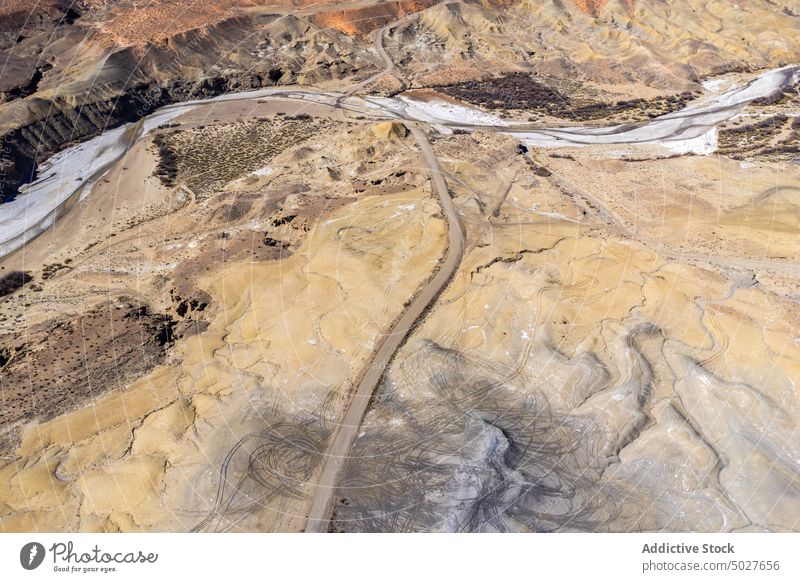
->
xmin=0 ymin=5 xmax=378 ymax=201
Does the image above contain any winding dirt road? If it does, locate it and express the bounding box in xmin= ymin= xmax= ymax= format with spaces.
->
xmin=344 ymin=18 xmax=404 ymax=95
xmin=304 ymin=124 xmax=464 ymax=531
xmin=2 ymin=28 xmax=797 ymax=532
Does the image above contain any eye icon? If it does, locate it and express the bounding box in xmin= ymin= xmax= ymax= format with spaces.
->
xmin=20 ymin=542 xmax=46 ymax=570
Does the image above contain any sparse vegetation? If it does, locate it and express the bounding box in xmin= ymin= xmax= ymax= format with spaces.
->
xmin=0 ymin=271 xmax=32 ymax=298
xmin=719 ymin=114 xmax=798 ymax=161
xmin=152 ymin=117 xmax=336 ymax=195
xmin=439 ymin=73 xmax=698 ymax=121
xmin=0 ymin=300 xmax=178 ymax=442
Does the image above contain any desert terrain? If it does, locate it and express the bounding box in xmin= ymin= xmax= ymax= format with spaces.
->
xmin=0 ymin=0 xmax=799 ymax=533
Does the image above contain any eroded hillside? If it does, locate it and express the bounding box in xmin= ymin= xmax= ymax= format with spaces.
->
xmin=0 ymin=0 xmax=798 ymax=533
